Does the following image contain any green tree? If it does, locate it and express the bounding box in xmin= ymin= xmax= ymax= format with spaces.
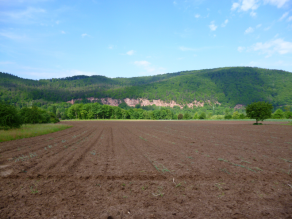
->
xmin=198 ymin=112 xmax=206 ymax=119
xmin=183 ymin=112 xmax=191 ymax=120
xmin=178 ymin=114 xmax=183 ymax=120
xmin=246 ymin=101 xmax=273 ymax=124
xmin=0 ymin=102 xmax=23 ymax=129
xmin=232 ymin=111 xmax=240 ymax=119
xmin=272 ymin=109 xmax=285 ymax=119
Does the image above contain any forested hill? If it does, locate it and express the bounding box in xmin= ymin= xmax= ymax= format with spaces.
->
xmin=1 ymin=67 xmax=292 ymax=107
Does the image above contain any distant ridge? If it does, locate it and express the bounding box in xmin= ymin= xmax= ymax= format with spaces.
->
xmin=0 ymin=67 xmax=292 ymax=107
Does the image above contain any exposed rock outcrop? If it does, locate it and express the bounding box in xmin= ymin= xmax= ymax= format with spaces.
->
xmin=234 ymin=104 xmax=245 ymax=110
xmin=67 ymin=97 xmax=221 ymax=109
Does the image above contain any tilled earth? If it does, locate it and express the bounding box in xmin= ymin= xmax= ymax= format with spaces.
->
xmin=0 ymin=121 xmax=292 ymax=218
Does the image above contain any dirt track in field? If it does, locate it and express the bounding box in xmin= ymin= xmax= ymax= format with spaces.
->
xmin=0 ymin=120 xmax=292 ymax=218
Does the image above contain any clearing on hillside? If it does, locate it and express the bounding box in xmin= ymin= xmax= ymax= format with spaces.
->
xmin=0 ymin=121 xmax=291 ymax=218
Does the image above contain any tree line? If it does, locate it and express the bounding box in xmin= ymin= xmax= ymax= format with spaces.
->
xmin=0 ymin=102 xmax=59 ymax=130
xmin=1 ymin=101 xmax=291 ymax=130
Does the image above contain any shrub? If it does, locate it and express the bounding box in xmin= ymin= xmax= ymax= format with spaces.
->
xmin=285 ymin=111 xmax=292 ymax=119
xmin=198 ymin=112 xmax=206 ymax=119
xmin=239 ymin=113 xmax=246 ymax=119
xmin=183 ymin=113 xmax=191 ymax=120
xmin=0 ymin=102 xmax=23 ymax=129
xmin=210 ymin=115 xmax=224 ymax=120
xmin=224 ymin=114 xmax=232 ymax=119
xmin=178 ymin=114 xmax=183 ymax=120
xmin=272 ymin=109 xmax=285 ymax=119
xmin=232 ymin=111 xmax=240 ymax=119
xmin=193 ymin=112 xmax=198 ymax=119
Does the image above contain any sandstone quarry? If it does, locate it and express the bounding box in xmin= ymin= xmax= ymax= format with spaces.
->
xmin=67 ymin=97 xmax=221 ymax=109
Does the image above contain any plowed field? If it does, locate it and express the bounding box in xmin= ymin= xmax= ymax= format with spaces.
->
xmin=0 ymin=121 xmax=292 ymax=218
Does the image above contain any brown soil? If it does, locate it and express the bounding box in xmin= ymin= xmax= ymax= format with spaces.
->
xmin=0 ymin=121 xmax=292 ymax=219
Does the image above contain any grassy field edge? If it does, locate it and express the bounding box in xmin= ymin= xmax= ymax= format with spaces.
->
xmin=0 ymin=123 xmax=72 ymax=143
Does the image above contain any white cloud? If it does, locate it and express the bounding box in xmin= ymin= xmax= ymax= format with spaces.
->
xmin=241 ymin=0 xmax=259 ymax=11
xmin=256 ymin=24 xmax=262 ymax=28
xmin=250 ymin=11 xmax=257 ymax=16
xmin=108 ymin=45 xmax=114 ymax=49
xmin=2 ymin=7 xmax=45 ymax=19
xmin=126 ymin=50 xmax=135 ymax=55
xmin=173 ymin=1 xmax=177 ymax=5
xmin=195 ymin=14 xmax=200 ymax=18
xmin=263 ymin=0 xmax=289 ymax=8
xmin=81 ymin=33 xmax=88 ymax=37
xmin=288 ymin=16 xmax=292 ymax=22
xmin=231 ymin=0 xmax=259 ymax=17
xmin=238 ymin=46 xmax=245 ymax=52
xmin=61 ymin=31 xmax=65 ymax=34
xmin=209 ymin=21 xmax=217 ymax=31
xmin=56 ymin=20 xmax=60 ymax=24
xmin=279 ymin=12 xmax=289 ymax=21
xmin=231 ymin=2 xmax=240 ymax=10
xmin=251 ymin=38 xmax=292 ymax=57
xmin=245 ymin=27 xmax=254 ymax=34
xmin=134 ymin=61 xmax=165 ymax=75
xmin=221 ymin=19 xmax=229 ymax=27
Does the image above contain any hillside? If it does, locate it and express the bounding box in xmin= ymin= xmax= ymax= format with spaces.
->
xmin=0 ymin=67 xmax=292 ymax=107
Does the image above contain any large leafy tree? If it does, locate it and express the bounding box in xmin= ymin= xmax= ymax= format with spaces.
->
xmin=0 ymin=102 xmax=23 ymax=129
xmin=246 ymin=101 xmax=273 ymax=124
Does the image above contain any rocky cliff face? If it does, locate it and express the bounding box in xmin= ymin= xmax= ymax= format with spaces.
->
xmin=234 ymin=104 xmax=245 ymax=110
xmin=67 ymin=97 xmax=221 ymax=109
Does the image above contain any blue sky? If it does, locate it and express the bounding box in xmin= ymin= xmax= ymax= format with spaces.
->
xmin=0 ymin=0 xmax=292 ymax=79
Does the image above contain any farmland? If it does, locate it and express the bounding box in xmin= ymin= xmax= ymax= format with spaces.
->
xmin=0 ymin=121 xmax=292 ymax=218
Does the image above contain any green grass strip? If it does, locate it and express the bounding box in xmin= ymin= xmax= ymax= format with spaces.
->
xmin=0 ymin=124 xmax=72 ymax=143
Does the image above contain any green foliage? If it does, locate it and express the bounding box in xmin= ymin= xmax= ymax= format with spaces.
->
xmin=178 ymin=114 xmax=183 ymax=120
xmin=19 ymin=106 xmax=56 ymax=124
xmin=198 ymin=112 xmax=206 ymax=119
xmin=246 ymin=101 xmax=273 ymax=123
xmin=193 ymin=112 xmax=198 ymax=119
xmin=285 ymin=111 xmax=292 ymax=119
xmin=273 ymin=109 xmax=285 ymax=119
xmin=183 ymin=112 xmax=191 ymax=120
xmin=0 ymin=102 xmax=23 ymax=129
xmin=224 ymin=114 xmax=232 ymax=120
xmin=1 ymin=67 xmax=292 ymax=108
xmin=232 ymin=111 xmax=240 ymax=119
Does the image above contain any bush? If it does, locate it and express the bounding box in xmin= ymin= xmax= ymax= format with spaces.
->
xmin=19 ymin=106 xmax=57 ymax=124
xmin=273 ymin=109 xmax=285 ymax=119
xmin=239 ymin=113 xmax=246 ymax=119
xmin=49 ymin=112 xmax=60 ymax=123
xmin=178 ymin=114 xmax=183 ymax=120
xmin=224 ymin=114 xmax=232 ymax=119
xmin=0 ymin=102 xmax=23 ymax=129
xmin=193 ymin=112 xmax=198 ymax=119
xmin=232 ymin=111 xmax=240 ymax=119
xmin=198 ymin=112 xmax=206 ymax=119
xmin=183 ymin=113 xmax=191 ymax=120
xmin=210 ymin=115 xmax=224 ymax=120
xmin=285 ymin=111 xmax=292 ymax=119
